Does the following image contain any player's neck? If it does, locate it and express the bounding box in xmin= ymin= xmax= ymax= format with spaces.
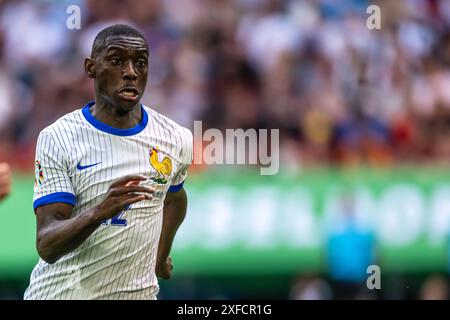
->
xmin=90 ymin=102 xmax=142 ymax=129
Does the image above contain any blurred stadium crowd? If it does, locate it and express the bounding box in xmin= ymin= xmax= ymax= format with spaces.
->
xmin=1 ymin=0 xmax=450 ymax=170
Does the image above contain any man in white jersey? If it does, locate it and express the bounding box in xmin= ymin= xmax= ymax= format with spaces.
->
xmin=24 ymin=24 xmax=192 ymax=300
xmin=0 ymin=162 xmax=11 ymax=201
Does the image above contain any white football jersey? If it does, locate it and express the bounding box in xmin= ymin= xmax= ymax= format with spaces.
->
xmin=24 ymin=101 xmax=192 ymax=300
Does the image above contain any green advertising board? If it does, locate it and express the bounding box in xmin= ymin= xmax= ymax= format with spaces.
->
xmin=0 ymin=168 xmax=449 ymax=279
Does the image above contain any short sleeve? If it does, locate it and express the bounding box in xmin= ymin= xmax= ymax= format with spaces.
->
xmin=168 ymin=128 xmax=193 ymax=192
xmin=33 ymin=132 xmax=76 ymax=210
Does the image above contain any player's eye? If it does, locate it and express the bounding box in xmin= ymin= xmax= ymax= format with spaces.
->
xmin=136 ymin=60 xmax=147 ymax=68
xmin=111 ymin=58 xmax=122 ymax=66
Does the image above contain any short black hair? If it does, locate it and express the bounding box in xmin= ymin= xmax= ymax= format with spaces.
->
xmin=91 ymin=24 xmax=148 ymax=57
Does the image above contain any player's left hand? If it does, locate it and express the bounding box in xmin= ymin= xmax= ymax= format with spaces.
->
xmin=156 ymin=256 xmax=173 ymax=280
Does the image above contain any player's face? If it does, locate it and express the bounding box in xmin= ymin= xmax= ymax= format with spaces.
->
xmin=94 ymin=36 xmax=148 ymax=112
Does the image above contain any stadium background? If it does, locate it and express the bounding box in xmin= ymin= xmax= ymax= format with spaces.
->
xmin=0 ymin=0 xmax=449 ymax=299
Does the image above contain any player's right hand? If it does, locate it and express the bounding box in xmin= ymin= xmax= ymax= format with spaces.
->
xmin=92 ymin=174 xmax=154 ymax=222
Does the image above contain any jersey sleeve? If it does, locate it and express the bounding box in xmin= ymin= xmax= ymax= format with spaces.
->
xmin=33 ymin=132 xmax=76 ymax=210
xmin=168 ymin=127 xmax=193 ymax=192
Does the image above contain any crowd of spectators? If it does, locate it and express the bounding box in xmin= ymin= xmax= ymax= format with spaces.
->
xmin=1 ymin=0 xmax=450 ymax=170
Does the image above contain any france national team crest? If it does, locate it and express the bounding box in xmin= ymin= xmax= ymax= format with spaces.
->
xmin=34 ymin=160 xmax=44 ymax=186
xmin=149 ymin=147 xmax=172 ymax=184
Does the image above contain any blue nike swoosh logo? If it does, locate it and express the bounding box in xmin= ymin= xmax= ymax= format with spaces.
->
xmin=77 ymin=161 xmax=101 ymax=170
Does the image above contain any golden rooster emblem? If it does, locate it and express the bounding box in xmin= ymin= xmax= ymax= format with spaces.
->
xmin=149 ymin=147 xmax=172 ymax=184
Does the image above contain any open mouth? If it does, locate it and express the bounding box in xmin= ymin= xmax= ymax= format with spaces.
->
xmin=118 ymin=88 xmax=139 ymax=101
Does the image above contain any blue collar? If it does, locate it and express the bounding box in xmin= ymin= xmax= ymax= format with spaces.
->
xmin=82 ymin=101 xmax=148 ymax=136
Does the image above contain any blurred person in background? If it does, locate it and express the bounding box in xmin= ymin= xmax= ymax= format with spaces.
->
xmin=0 ymin=162 xmax=11 ymax=201
xmin=324 ymin=192 xmax=377 ymax=300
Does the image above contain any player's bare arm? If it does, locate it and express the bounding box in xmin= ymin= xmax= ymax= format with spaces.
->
xmin=0 ymin=162 xmax=11 ymax=201
xmin=156 ymin=187 xmax=188 ymax=279
xmin=36 ymin=174 xmax=154 ymax=264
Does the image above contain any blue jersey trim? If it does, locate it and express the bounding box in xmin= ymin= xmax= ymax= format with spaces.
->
xmin=168 ymin=181 xmax=184 ymax=193
xmin=33 ymin=192 xmax=76 ymax=209
xmin=82 ymin=100 xmax=148 ymax=136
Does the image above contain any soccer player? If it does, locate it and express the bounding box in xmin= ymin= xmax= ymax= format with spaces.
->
xmin=24 ymin=24 xmax=192 ymax=300
xmin=0 ymin=162 xmax=11 ymax=201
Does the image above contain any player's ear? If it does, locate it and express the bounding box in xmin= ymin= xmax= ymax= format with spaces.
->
xmin=85 ymin=58 xmax=96 ymax=78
